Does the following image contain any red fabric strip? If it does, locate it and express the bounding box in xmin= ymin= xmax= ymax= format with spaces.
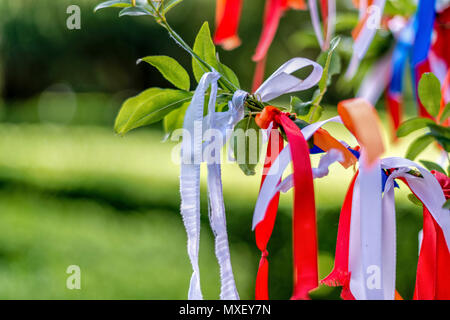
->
xmin=320 ymin=0 xmax=328 ymax=38
xmin=322 ymin=171 xmax=358 ymax=290
xmin=386 ymin=92 xmax=402 ymax=139
xmin=414 ymin=206 xmax=438 ymax=299
xmin=252 ymin=0 xmax=285 ymax=62
xmin=412 ymin=171 xmax=450 ymax=300
xmin=213 ymin=0 xmax=243 ymax=50
xmin=277 ymin=114 xmax=318 ymax=300
xmin=255 ymin=128 xmax=283 ymax=300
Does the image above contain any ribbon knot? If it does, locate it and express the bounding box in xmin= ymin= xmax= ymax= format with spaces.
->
xmin=262 ymin=249 xmax=269 ymax=258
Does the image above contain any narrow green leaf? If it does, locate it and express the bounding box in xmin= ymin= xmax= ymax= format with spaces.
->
xmin=139 ymin=56 xmax=190 ymax=91
xmin=94 ymin=0 xmax=131 ymax=12
xmin=119 ymin=6 xmax=151 ymax=17
xmin=419 ymin=160 xmax=446 ymax=175
xmin=317 ymin=37 xmax=341 ymax=92
xmin=232 ymin=117 xmax=261 ymax=176
xmin=427 ymin=123 xmax=450 ymax=152
xmin=192 ymin=22 xmax=219 ymax=83
xmin=290 ymin=96 xmax=312 ymax=116
xmin=408 ymin=193 xmax=423 ymax=207
xmin=443 ymin=199 xmax=450 ymax=209
xmin=405 ymin=134 xmax=435 ymax=160
xmin=418 ymin=73 xmax=442 ymax=117
xmin=115 ymin=88 xmax=192 ymax=135
xmin=162 ymin=0 xmax=184 ymax=13
xmin=218 ymin=63 xmax=240 ymax=89
xmin=440 ymin=102 xmax=450 ymax=124
xmin=396 ymin=117 xmax=435 ymax=137
xmin=297 ymin=104 xmax=323 ymax=123
xmin=163 ymin=102 xmax=189 ymax=134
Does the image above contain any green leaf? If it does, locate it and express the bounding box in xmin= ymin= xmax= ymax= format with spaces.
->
xmin=163 ymin=102 xmax=189 ymax=134
xmin=317 ymin=37 xmax=341 ymax=92
xmin=218 ymin=62 xmax=240 ymax=89
xmin=405 ymin=134 xmax=435 ymax=160
xmin=427 ymin=123 xmax=450 ymax=151
xmin=418 ymin=73 xmax=442 ymax=117
xmin=162 ymin=0 xmax=184 ymax=13
xmin=192 ymin=22 xmax=219 ymax=83
xmin=440 ymin=102 xmax=450 ymax=124
xmin=290 ymin=96 xmax=312 ymax=116
xmin=296 ymin=103 xmax=323 ymax=123
xmin=293 ymin=118 xmax=315 ymax=149
xmin=115 ymin=88 xmax=193 ymax=135
xmin=119 ymin=6 xmax=152 ymax=17
xmin=443 ymin=199 xmax=450 ymax=209
xmin=419 ymin=160 xmax=447 ymax=175
xmin=94 ymin=0 xmax=131 ymax=12
xmin=396 ymin=117 xmax=435 ymax=137
xmin=139 ymin=56 xmax=190 ymax=91
xmin=408 ymin=193 xmax=423 ymax=207
xmin=232 ymin=117 xmax=261 ymax=176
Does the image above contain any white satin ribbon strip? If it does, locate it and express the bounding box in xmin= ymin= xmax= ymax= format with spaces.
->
xmin=181 ymin=71 xmax=244 ymax=300
xmin=324 ymin=0 xmax=336 ymax=51
xmin=356 ymin=49 xmax=393 ymax=106
xmin=308 ymin=0 xmax=324 ymax=49
xmin=278 ymin=149 xmax=344 ymax=193
xmin=346 ymin=0 xmax=387 ymax=79
xmin=348 ymin=157 xmax=449 ymax=300
xmin=358 ymin=151 xmax=384 ymax=300
xmin=307 ymin=0 xmax=336 ymax=51
xmin=205 ymin=90 xmax=246 ymax=300
xmin=181 ymin=72 xmax=220 ymax=300
xmin=252 ymin=116 xmax=344 ymax=230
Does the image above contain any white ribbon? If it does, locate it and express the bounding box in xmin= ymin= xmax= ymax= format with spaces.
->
xmin=181 ymin=71 xmax=244 ymax=300
xmin=346 ymin=0 xmax=386 ymax=79
xmin=180 ymin=57 xmax=323 ymax=300
xmin=308 ymin=0 xmax=336 ymax=51
xmin=347 ymin=157 xmax=449 ymax=300
xmin=356 ymin=49 xmax=393 ymax=106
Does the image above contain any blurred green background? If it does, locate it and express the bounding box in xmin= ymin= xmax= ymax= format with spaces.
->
xmin=0 ymin=0 xmax=441 ymax=299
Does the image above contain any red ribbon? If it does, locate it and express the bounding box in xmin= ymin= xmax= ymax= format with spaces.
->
xmin=325 ymin=170 xmax=450 ymax=300
xmin=410 ymin=171 xmax=450 ymax=300
xmin=213 ymin=0 xmax=243 ymax=50
xmin=254 ymin=109 xmax=318 ymax=300
xmin=321 ymin=171 xmax=358 ymax=300
xmin=255 ymin=127 xmax=283 ymax=300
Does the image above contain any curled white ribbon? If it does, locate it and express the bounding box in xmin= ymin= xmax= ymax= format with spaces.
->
xmin=180 ymin=57 xmax=323 ymax=300
xmin=347 ymin=157 xmax=449 ymax=300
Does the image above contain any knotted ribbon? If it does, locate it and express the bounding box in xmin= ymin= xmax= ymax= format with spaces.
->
xmin=325 ymin=157 xmax=450 ymax=300
xmin=245 ymin=57 xmax=326 ymax=300
xmin=253 ymin=109 xmax=370 ymax=300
